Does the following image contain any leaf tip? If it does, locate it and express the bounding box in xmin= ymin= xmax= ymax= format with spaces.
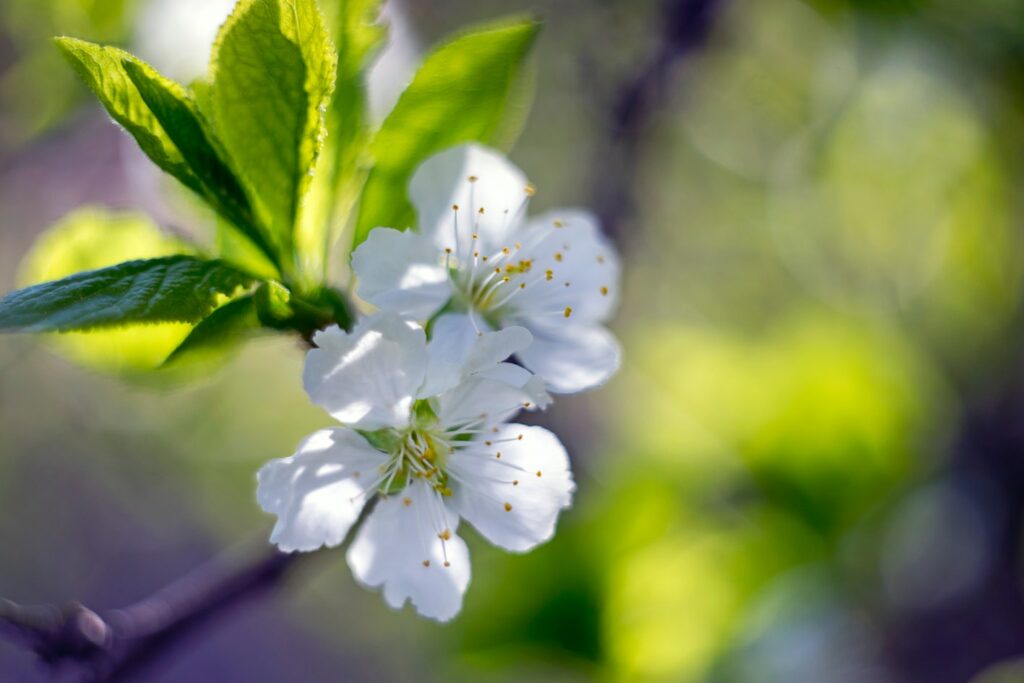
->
xmin=52 ymin=35 xmax=80 ymax=58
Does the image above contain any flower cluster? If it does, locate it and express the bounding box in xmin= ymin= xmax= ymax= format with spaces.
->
xmin=257 ymin=144 xmax=621 ymax=621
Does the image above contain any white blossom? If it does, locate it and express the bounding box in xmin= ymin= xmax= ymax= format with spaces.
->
xmin=256 ymin=313 xmax=575 ymax=621
xmin=352 ymin=144 xmax=622 ymax=394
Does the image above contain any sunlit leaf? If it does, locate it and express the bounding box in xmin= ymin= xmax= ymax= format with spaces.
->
xmin=162 ymin=294 xmax=261 ymax=367
xmin=214 ymin=216 xmax=283 ymax=280
xmin=12 ymin=209 xmax=198 ymax=372
xmin=55 ymin=37 xmax=206 ymax=199
xmin=55 ymin=37 xmax=279 ymax=271
xmin=1 ymin=256 xmax=252 ymax=332
xmin=294 ymin=0 xmax=386 ymax=281
xmin=351 ymin=17 xmax=540 ymax=248
xmin=207 ymin=0 xmax=338 ymax=274
xmin=122 ymin=58 xmax=278 ymax=267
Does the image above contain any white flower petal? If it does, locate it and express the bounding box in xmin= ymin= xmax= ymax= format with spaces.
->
xmin=420 ymin=313 xmax=533 ymax=397
xmin=473 ymin=362 xmax=552 ymax=412
xmin=304 ymin=314 xmax=427 ymax=429
xmin=435 ymin=365 xmax=547 ymax=429
xmin=449 ymin=424 xmax=574 ymax=553
xmin=352 ymin=227 xmax=451 ymax=320
xmin=409 ymin=144 xmax=532 ymax=255
xmin=513 ymin=209 xmax=621 ymax=323
xmin=346 ymin=480 xmax=471 ymax=622
xmin=516 ymin=320 xmax=621 ymax=394
xmin=257 ymin=429 xmax=388 ymax=553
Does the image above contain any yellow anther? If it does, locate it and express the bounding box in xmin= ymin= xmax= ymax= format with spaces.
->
xmin=439 ymin=529 xmax=452 ymax=541
xmin=555 ymin=252 xmax=564 ymax=262
xmin=478 ymin=207 xmax=485 ymax=214
xmin=564 ymin=306 xmax=573 ymax=318
xmin=496 ymin=452 xmax=502 ymax=459
xmin=515 ymin=242 xmax=522 ymax=250
xmin=423 ymin=560 xmax=431 ymax=567
xmin=545 ymin=269 xmax=554 ymax=281
xmin=482 ymin=256 xmax=489 ymax=261
xmin=440 ymin=487 xmax=453 ymax=497
xmin=502 ymin=277 xmax=510 ymax=283
xmin=444 ymin=247 xmax=452 ymax=254
xmin=485 ymin=440 xmax=492 ymax=446
xmin=502 ymin=247 xmax=511 ymax=255
xmin=536 ymin=470 xmax=542 ymax=477
xmin=452 ymin=204 xmax=459 ymax=211
xmin=473 ymin=251 xmax=479 ymax=258
xmin=403 ymin=497 xmax=412 ymax=507
xmin=504 ymin=502 xmax=513 ymax=512
xmin=468 ymin=175 xmax=478 ymax=182
xmin=495 ymin=267 xmax=502 ymax=274
xmin=519 ymin=283 xmax=526 ymax=289
xmin=512 ymin=480 xmax=519 ymax=486
xmin=472 ymin=233 xmax=479 ymax=240
xmin=524 ymin=183 xmax=536 ymax=197
xmin=524 ymin=402 xmax=532 ymax=408
xmin=601 ymin=286 xmax=609 ymax=296
xmin=517 ymin=434 xmax=524 ymax=441
xmin=553 ymin=220 xmax=564 ymax=228
xmin=505 ymin=259 xmax=533 ymax=274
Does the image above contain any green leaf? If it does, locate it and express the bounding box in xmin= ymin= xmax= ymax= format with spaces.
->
xmin=329 ymin=0 xmax=387 ymax=189
xmin=55 ymin=37 xmax=206 ymax=199
xmin=15 ymin=208 xmax=201 ymax=373
xmin=162 ymin=294 xmax=261 ymax=367
xmin=335 ymin=0 xmax=386 ymax=75
xmin=121 ymin=59 xmax=279 ymax=268
xmin=54 ymin=37 xmax=280 ymax=273
xmin=0 ymin=256 xmax=254 ymax=333
xmin=295 ymin=0 xmax=386 ymax=281
xmin=215 ymin=217 xmax=283 ymax=280
xmin=208 ymin=0 xmax=338 ymax=276
xmin=253 ymin=281 xmax=354 ymax=338
xmin=351 ymin=17 xmax=540 ymax=248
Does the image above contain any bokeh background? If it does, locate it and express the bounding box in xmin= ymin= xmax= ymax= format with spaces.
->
xmin=3 ymin=0 xmax=1024 ymax=681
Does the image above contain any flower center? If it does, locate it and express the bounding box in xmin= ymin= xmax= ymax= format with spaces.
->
xmin=465 ymin=256 xmax=535 ymax=312
xmin=441 ymin=201 xmax=589 ymax=325
xmin=443 ymin=195 xmax=545 ymax=319
xmin=442 ymin=242 xmax=545 ymax=324
xmin=358 ymin=401 xmax=463 ymax=498
xmin=368 ymin=427 xmax=450 ymax=497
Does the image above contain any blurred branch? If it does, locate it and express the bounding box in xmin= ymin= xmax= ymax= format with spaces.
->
xmin=0 ymin=546 xmax=308 ymax=683
xmin=590 ymin=0 xmax=727 ymax=250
